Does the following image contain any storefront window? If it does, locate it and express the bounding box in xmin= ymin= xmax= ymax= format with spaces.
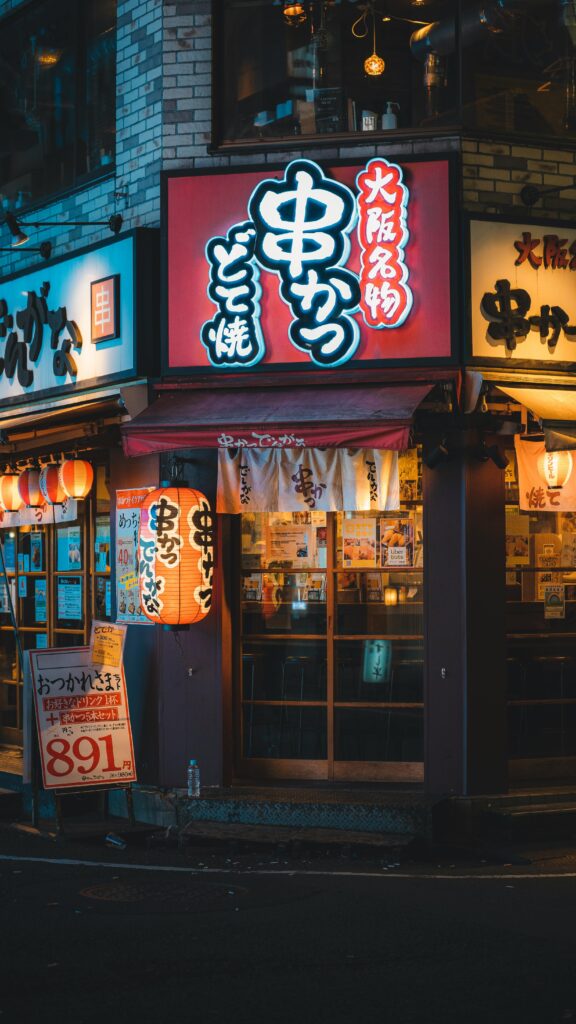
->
xmin=461 ymin=0 xmax=576 ymax=140
xmin=0 ymin=0 xmax=116 ymax=211
xmin=217 ymin=0 xmax=576 ymax=146
xmin=238 ymin=448 xmax=424 ymax=780
xmin=217 ymin=0 xmax=457 ymax=144
xmin=505 ymin=447 xmax=576 ymax=769
xmin=0 ymin=457 xmax=111 ymax=743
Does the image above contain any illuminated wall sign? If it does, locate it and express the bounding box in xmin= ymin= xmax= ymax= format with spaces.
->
xmin=356 ymin=159 xmax=412 ymax=330
xmin=0 ymin=235 xmax=140 ymax=405
xmin=167 ymin=158 xmax=452 ymax=373
xmin=91 ymin=274 xmax=120 ymax=343
xmin=470 ymin=219 xmax=576 ymax=364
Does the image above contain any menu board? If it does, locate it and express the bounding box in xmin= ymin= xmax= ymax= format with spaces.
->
xmin=116 ymin=488 xmax=154 ymax=625
xmin=30 ymin=644 xmax=136 ymax=790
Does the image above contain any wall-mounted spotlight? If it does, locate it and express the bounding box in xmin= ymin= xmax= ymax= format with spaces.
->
xmin=520 ymin=182 xmax=575 ymax=207
xmin=424 ymin=438 xmax=450 ymax=469
xmin=3 ymin=212 xmax=29 ymax=246
xmin=0 ymin=241 xmax=52 ymax=260
xmin=4 ymin=213 xmax=122 ymax=248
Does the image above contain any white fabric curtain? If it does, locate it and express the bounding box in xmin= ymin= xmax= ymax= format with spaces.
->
xmin=217 ymin=448 xmax=400 ymax=513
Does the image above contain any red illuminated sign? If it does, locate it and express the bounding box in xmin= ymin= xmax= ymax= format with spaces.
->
xmin=167 ymin=158 xmax=452 ymax=372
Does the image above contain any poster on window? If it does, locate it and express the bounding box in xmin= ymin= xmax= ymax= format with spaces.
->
xmin=544 ymin=584 xmax=565 ymax=620
xmin=57 ymin=527 xmax=82 ymax=571
xmin=505 ymin=508 xmax=530 ymax=566
xmin=269 ymin=525 xmax=312 ymax=565
xmin=342 ymin=518 xmax=377 ymax=568
xmin=30 ymin=645 xmax=136 ymax=790
xmin=116 ymin=488 xmax=155 ymax=625
xmin=57 ymin=577 xmax=83 ymax=621
xmin=380 ymin=518 xmax=414 ymax=567
xmin=35 ymin=579 xmax=47 ymax=624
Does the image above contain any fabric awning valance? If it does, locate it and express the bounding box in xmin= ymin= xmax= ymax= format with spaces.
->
xmin=496 ymin=385 xmax=576 ymax=451
xmin=121 ymin=382 xmax=434 ymax=456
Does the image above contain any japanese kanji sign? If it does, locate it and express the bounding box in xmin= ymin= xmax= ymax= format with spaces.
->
xmin=167 ymin=159 xmax=451 ymax=371
xmin=471 ymin=219 xmax=576 ymax=364
xmin=0 ymin=237 xmax=134 ymax=403
xmin=91 ymin=274 xmax=119 ymax=343
xmin=116 ymin=488 xmax=155 ymax=625
xmin=30 ymin=646 xmax=136 ymax=790
xmin=515 ymin=436 xmax=576 ymax=512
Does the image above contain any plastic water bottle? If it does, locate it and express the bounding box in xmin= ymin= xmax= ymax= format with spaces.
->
xmin=187 ymin=759 xmax=201 ymax=798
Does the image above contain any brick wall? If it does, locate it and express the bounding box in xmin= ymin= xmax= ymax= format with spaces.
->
xmin=0 ymin=0 xmax=163 ymax=277
xmin=2 ymin=0 xmax=576 ymax=283
xmin=462 ymin=140 xmax=576 ymax=218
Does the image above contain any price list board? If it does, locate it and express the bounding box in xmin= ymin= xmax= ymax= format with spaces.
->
xmin=30 ymin=645 xmax=136 ymax=790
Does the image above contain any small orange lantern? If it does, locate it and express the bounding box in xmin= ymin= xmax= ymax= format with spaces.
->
xmin=39 ymin=465 xmax=67 ymax=505
xmin=18 ymin=468 xmax=43 ymax=507
xmin=537 ymin=450 xmax=573 ymax=490
xmin=59 ymin=459 xmax=94 ymax=499
xmin=138 ymin=485 xmax=214 ymax=627
xmin=0 ymin=474 xmax=24 ymax=512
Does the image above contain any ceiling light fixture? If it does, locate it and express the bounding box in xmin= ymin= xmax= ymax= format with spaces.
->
xmin=283 ymin=1 xmax=307 ymax=26
xmin=364 ymin=4 xmax=385 ymax=76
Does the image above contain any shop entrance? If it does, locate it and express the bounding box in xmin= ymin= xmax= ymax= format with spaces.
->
xmin=0 ymin=464 xmax=112 ymax=747
xmin=505 ymin=437 xmax=576 ymax=783
xmin=234 ymin=471 xmax=424 ymax=783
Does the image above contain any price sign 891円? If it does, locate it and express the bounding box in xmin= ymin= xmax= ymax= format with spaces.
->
xmin=30 ymin=646 xmax=136 ymax=790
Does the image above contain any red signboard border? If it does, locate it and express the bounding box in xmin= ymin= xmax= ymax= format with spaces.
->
xmin=161 ymin=153 xmax=460 ymax=379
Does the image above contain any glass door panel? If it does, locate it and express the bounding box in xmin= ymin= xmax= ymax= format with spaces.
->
xmin=235 ymin=449 xmax=424 ymax=782
xmin=505 ymin=448 xmax=576 ymax=778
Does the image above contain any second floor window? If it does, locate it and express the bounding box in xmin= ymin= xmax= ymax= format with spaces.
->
xmin=0 ymin=0 xmax=116 ymax=212
xmin=216 ymin=0 xmax=576 ymax=147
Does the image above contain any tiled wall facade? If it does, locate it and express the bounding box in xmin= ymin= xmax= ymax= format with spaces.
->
xmin=1 ymin=0 xmax=576 ymax=281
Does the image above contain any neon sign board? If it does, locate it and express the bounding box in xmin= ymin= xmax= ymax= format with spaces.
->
xmin=167 ymin=158 xmax=452 ymax=371
xmin=201 ymin=158 xmax=411 ymax=369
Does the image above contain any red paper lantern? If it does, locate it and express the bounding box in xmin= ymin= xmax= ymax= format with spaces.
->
xmin=39 ymin=465 xmax=67 ymax=505
xmin=138 ymin=485 xmax=214 ymax=626
xmin=59 ymin=459 xmax=94 ymax=499
xmin=0 ymin=474 xmax=24 ymax=512
xmin=18 ymin=468 xmax=43 ymax=507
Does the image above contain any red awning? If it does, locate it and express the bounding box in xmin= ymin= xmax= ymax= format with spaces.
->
xmin=121 ymin=382 xmax=435 ymax=456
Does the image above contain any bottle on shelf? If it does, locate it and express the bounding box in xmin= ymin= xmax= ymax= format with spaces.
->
xmin=187 ymin=758 xmax=201 ymax=798
xmin=382 ymin=102 xmax=399 ymax=130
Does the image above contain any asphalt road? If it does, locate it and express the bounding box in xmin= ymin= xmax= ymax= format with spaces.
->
xmin=2 ymin=826 xmax=576 ymax=1024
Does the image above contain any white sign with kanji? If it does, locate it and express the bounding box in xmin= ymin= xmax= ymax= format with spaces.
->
xmin=30 ymin=646 xmax=136 ymax=790
xmin=471 ymin=219 xmax=576 ymax=363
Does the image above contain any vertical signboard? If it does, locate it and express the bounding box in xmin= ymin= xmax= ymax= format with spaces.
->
xmin=115 ymin=488 xmax=154 ymax=625
xmin=30 ymin=646 xmax=136 ymax=790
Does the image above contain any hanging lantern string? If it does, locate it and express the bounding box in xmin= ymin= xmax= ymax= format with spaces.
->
xmin=351 ymin=2 xmax=371 ymax=39
xmin=352 ymin=4 xmax=428 ymax=38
